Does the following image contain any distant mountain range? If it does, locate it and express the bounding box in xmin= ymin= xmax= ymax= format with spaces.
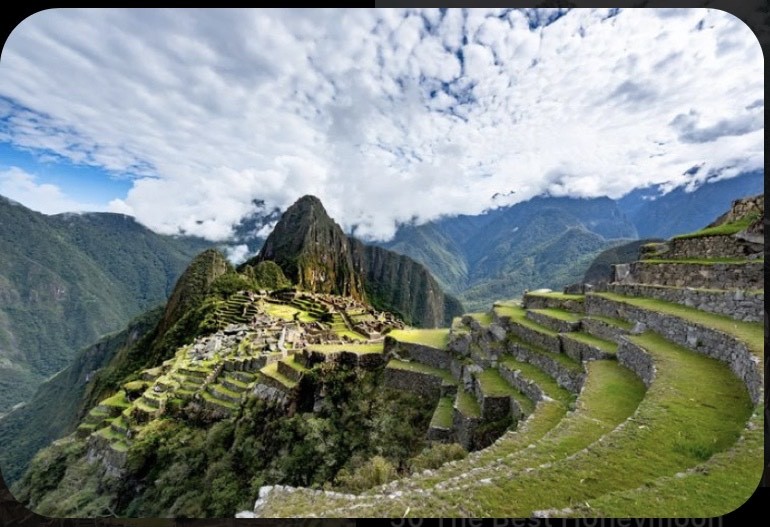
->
xmin=0 ymin=197 xmax=210 ymax=414
xmin=377 ymin=170 xmax=764 ymax=311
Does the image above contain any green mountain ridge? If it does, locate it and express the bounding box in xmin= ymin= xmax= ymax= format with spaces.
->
xmin=0 ymin=197 xmax=210 ymax=413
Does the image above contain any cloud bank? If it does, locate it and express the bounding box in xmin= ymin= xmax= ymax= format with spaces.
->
xmin=0 ymin=8 xmax=763 ymax=240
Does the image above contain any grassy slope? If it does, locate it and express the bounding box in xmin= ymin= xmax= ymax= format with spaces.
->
xmin=388 ymin=329 xmax=450 ymax=349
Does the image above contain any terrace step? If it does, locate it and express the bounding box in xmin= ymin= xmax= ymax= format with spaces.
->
xmin=606 ymin=282 xmax=763 ymax=323
xmin=559 ymin=331 xmax=617 ymax=362
xmin=206 ymin=383 xmax=243 ymax=404
xmin=618 ymin=259 xmax=763 ymax=290
xmin=427 ymin=397 xmax=454 ymax=442
xmin=473 ymin=368 xmax=535 ymax=421
xmin=579 ymin=315 xmax=632 ymax=344
xmin=505 ymin=335 xmax=585 ymax=394
xmin=526 ymin=309 xmax=582 ymax=333
xmin=520 ymin=292 xmax=585 ymax=312
xmin=493 ymin=305 xmax=562 ymax=354
xmin=497 ymin=355 xmax=574 ymax=406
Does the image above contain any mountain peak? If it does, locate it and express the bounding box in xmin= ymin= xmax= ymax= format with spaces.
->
xmin=250 ymin=196 xmax=365 ymax=300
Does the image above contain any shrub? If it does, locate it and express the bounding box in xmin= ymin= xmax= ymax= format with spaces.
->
xmin=335 ymin=455 xmax=398 ymax=492
xmin=408 ymin=442 xmax=467 ymax=472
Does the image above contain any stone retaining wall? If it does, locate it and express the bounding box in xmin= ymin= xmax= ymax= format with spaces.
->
xmin=452 ymin=407 xmax=481 ymax=450
xmin=667 ymin=235 xmax=761 ymax=260
xmin=580 ymin=317 xmax=628 ymax=343
xmin=559 ymin=334 xmax=613 ymax=362
xmin=502 ymin=320 xmax=562 ymax=354
xmin=498 ymin=364 xmax=544 ymax=402
xmin=616 ymin=338 xmax=656 ymax=388
xmin=384 ymin=337 xmax=452 ymax=370
xmin=86 ymin=434 xmax=127 ymax=479
xmin=585 ymin=294 xmax=762 ymax=404
xmin=622 ymin=261 xmax=763 ymax=290
xmin=522 ymin=295 xmax=585 ymax=312
xmin=506 ymin=342 xmax=585 ymax=394
xmin=427 ymin=424 xmax=452 ymax=442
xmin=472 ymin=382 xmax=511 ymax=421
xmin=383 ymin=366 xmax=443 ymax=399
xmin=607 ymin=283 xmax=763 ymax=322
xmin=526 ymin=310 xmax=581 ymax=333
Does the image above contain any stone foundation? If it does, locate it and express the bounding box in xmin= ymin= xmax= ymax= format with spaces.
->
xmin=621 ymin=261 xmax=763 ymax=290
xmin=383 ymin=366 xmax=443 ymax=399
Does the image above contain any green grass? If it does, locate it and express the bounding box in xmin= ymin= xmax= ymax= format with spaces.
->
xmin=122 ymin=380 xmax=149 ymax=391
xmin=594 ymin=292 xmax=764 ymax=359
xmin=569 ymin=405 xmax=764 ymax=517
xmin=530 ymin=308 xmax=582 ymax=323
xmin=307 ymin=342 xmax=384 ymax=354
xmin=430 ymin=397 xmax=454 ymax=429
xmin=262 ymin=301 xmax=316 ymax=322
xmin=467 ymin=312 xmax=494 ymax=327
xmin=259 ymin=362 xmax=298 ymax=389
xmin=100 ymin=391 xmax=130 ymax=409
xmin=582 ymin=315 xmax=633 ymax=330
xmin=672 ymin=214 xmax=759 ymax=240
xmin=386 ymin=359 xmax=456 ymax=385
xmin=283 ymin=354 xmax=309 ymax=372
xmin=132 ymin=398 xmax=159 ymax=414
xmin=642 ymin=257 xmax=759 ymax=265
xmin=95 ymin=425 xmax=126 ymax=442
xmin=455 ymin=389 xmax=481 ymax=418
xmin=561 ymin=332 xmax=618 ymax=354
xmin=388 ymin=329 xmax=450 ymax=349
xmin=475 ymin=370 xmax=536 ymax=415
xmin=493 ymin=305 xmax=558 ymax=337
xmin=497 ymin=355 xmax=574 ymax=405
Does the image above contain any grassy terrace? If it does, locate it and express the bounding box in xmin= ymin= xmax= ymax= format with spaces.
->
xmin=200 ymin=390 xmax=238 ymax=410
xmin=493 ymin=305 xmax=558 ymax=336
xmin=455 ymin=388 xmax=481 ymax=418
xmin=672 ymin=214 xmax=759 ymax=240
xmin=498 ymin=355 xmax=574 ymax=405
xmin=582 ymin=314 xmax=633 ymax=330
xmin=386 ymin=359 xmax=456 ymax=385
xmin=283 ymin=354 xmax=309 ymax=372
xmin=209 ymin=383 xmax=242 ymax=400
xmin=100 ymin=391 xmax=130 ymax=409
xmin=306 ymin=331 xmax=751 ymax=516
xmin=561 ymin=331 xmax=618 ymax=354
xmin=569 ymin=405 xmax=764 ymax=517
xmin=594 ymin=292 xmax=764 ymax=359
xmin=307 ymin=342 xmax=383 ymax=354
xmin=507 ymin=335 xmax=583 ymax=373
xmin=260 ymin=362 xmax=298 ymax=389
xmin=477 ymin=369 xmax=535 ymax=416
xmin=262 ymin=301 xmax=316 ymax=322
xmin=529 ymin=308 xmax=582 ymax=323
xmin=388 ymin=328 xmax=450 ymax=349
xmin=430 ymin=397 xmax=454 ymax=429
xmin=467 ymin=312 xmax=494 ymax=327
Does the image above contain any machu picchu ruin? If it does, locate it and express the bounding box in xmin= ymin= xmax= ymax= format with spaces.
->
xmin=7 ymin=193 xmax=764 ymax=519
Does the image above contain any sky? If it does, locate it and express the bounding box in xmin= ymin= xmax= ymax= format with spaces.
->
xmin=0 ymin=8 xmax=763 ymax=242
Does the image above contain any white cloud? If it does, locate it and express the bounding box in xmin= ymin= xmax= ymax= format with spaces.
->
xmin=222 ymin=243 xmax=253 ymax=264
xmin=0 ymin=8 xmax=763 ymax=241
xmin=0 ymin=166 xmax=106 ymax=214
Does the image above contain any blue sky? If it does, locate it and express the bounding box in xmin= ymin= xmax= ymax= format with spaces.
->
xmin=0 ymin=8 xmax=763 ymax=240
